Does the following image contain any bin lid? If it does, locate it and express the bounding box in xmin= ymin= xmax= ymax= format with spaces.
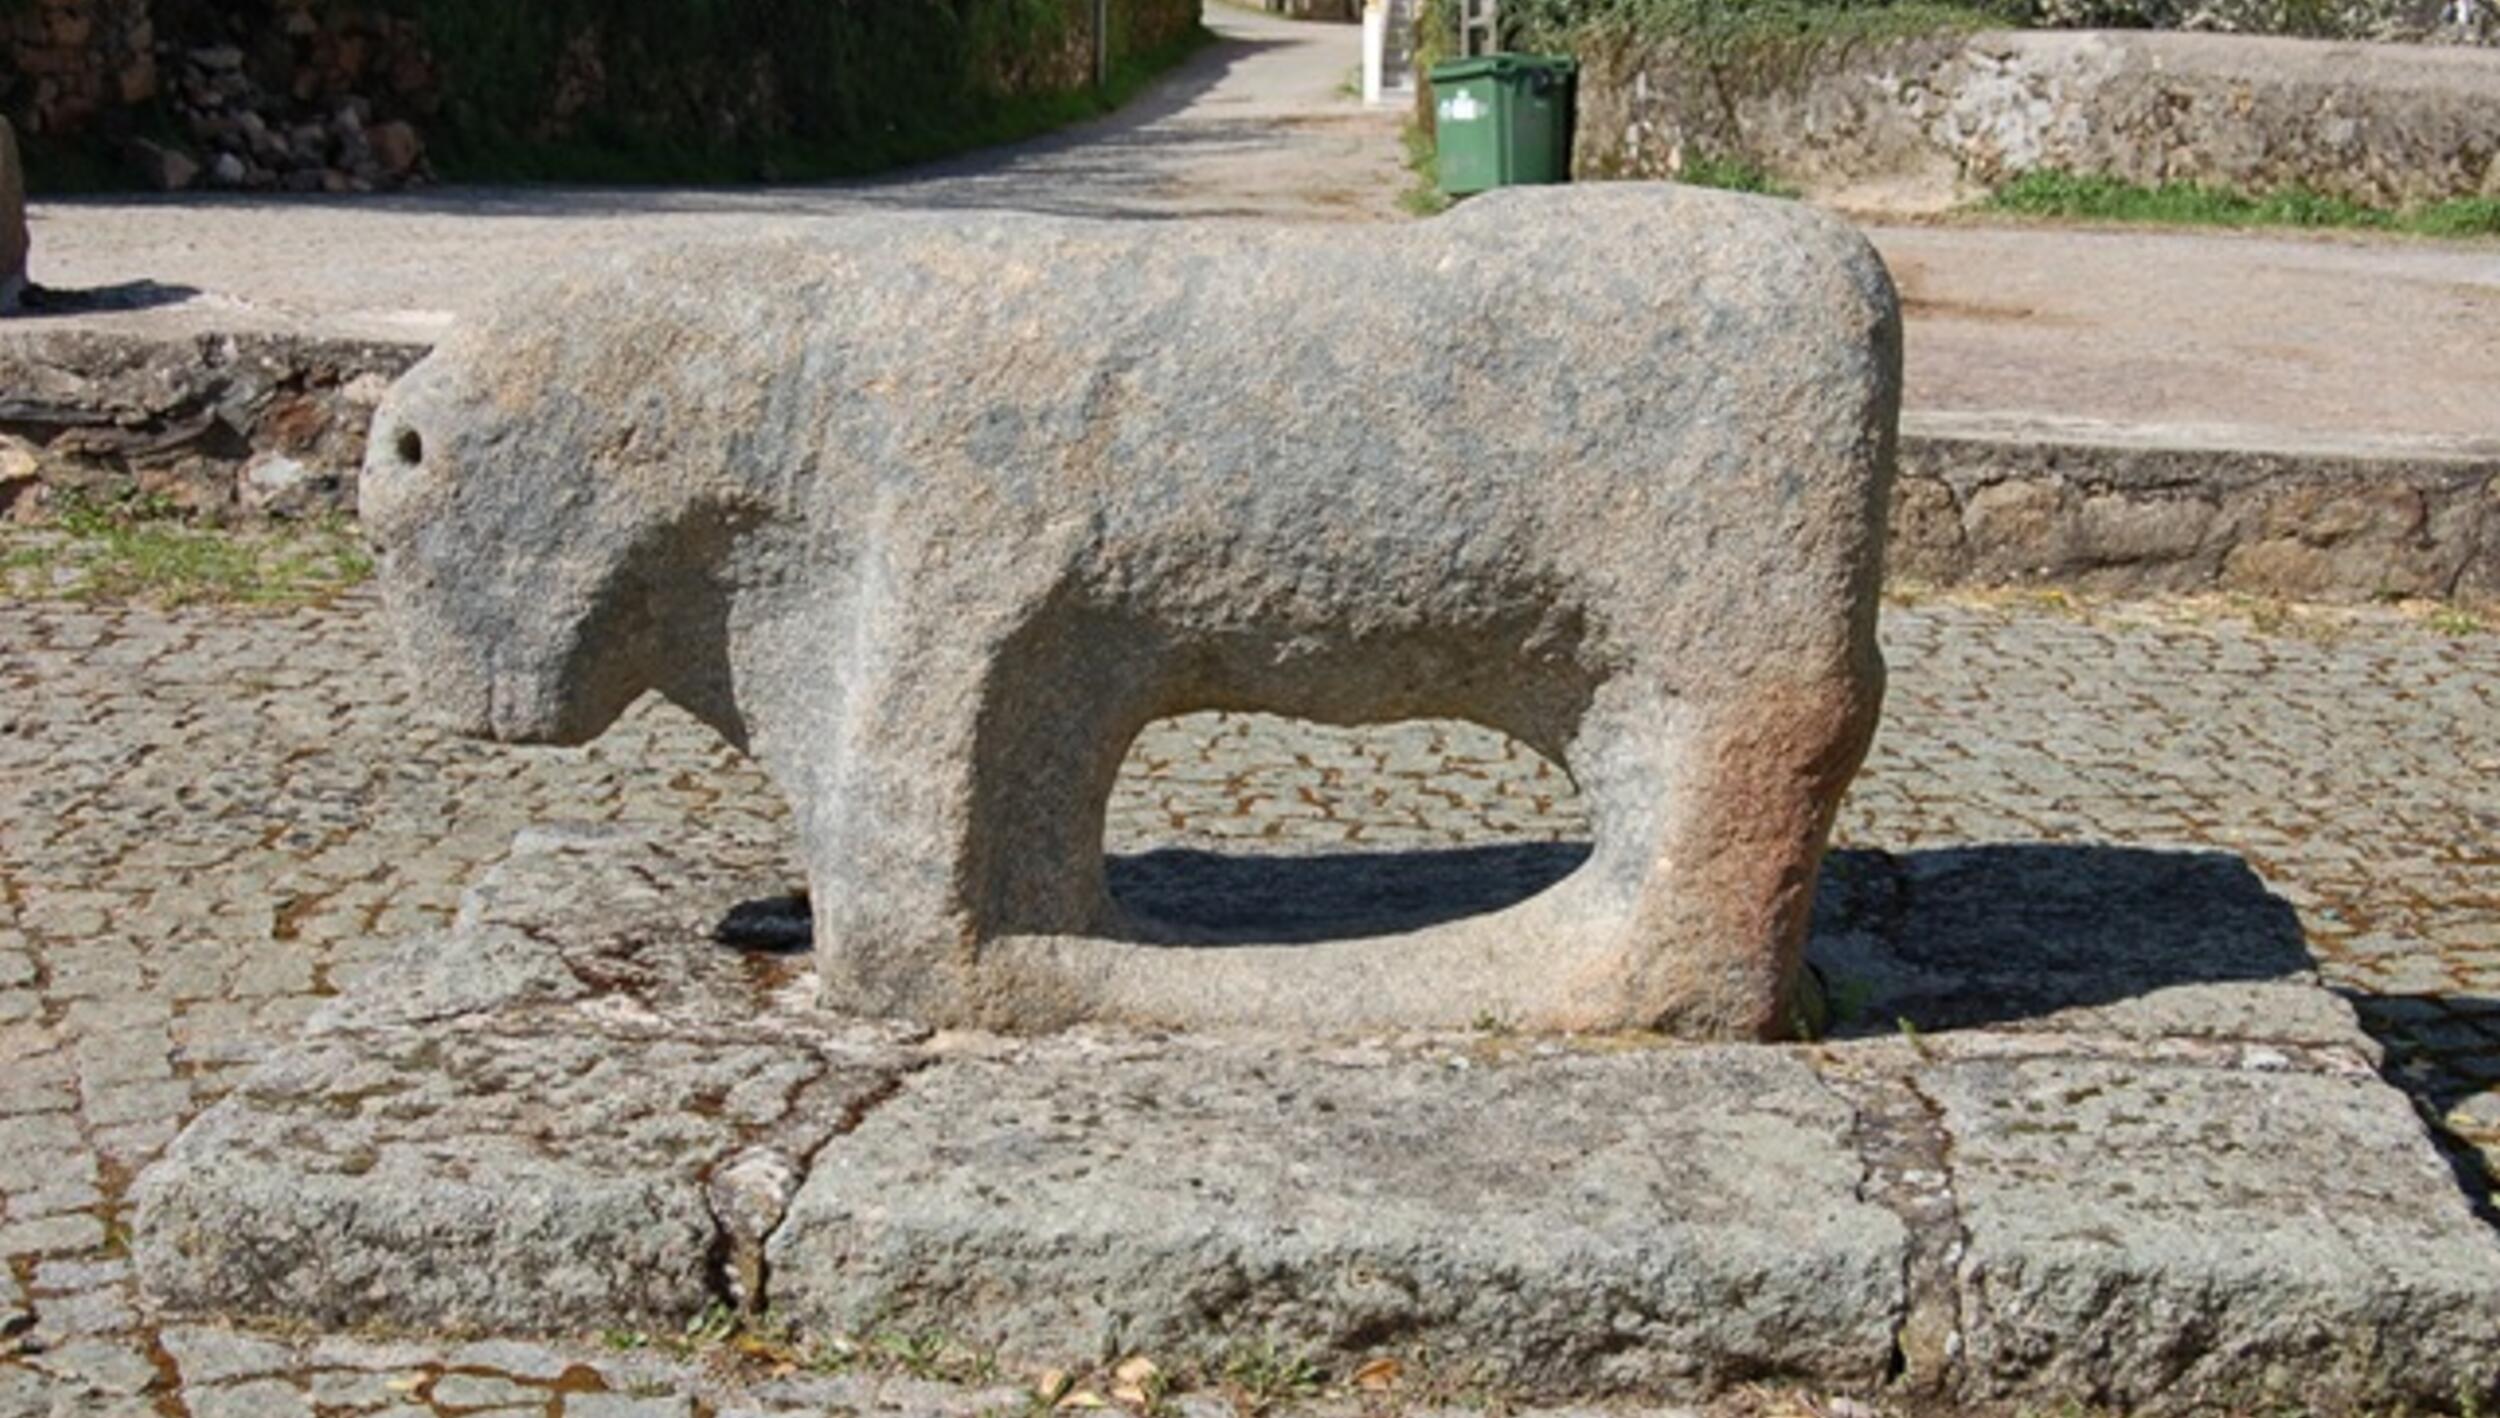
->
xmin=1428 ymin=52 xmax=1578 ymax=82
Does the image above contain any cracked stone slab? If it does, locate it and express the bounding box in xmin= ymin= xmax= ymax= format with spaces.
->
xmin=132 ymin=827 xmax=924 ymax=1332
xmin=769 ymin=1035 xmax=1910 ymax=1398
xmin=130 ymin=825 xmax=2500 ymax=1411
xmin=1920 ymin=1042 xmax=2500 ymax=1412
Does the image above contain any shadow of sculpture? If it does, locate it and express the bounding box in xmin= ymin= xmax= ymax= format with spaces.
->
xmin=2349 ymin=990 xmax=2500 ymax=1227
xmin=12 ymin=279 xmax=202 ymax=315
xmin=1107 ymin=840 xmax=1594 ymax=945
xmin=724 ymin=839 xmax=2316 ymax=1029
xmin=717 ymin=837 xmax=2500 ymax=1225
xmin=1804 ymin=842 xmax=2311 ymax=1035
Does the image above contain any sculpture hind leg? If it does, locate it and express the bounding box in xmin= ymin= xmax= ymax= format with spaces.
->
xmin=1570 ymin=665 xmax=1883 ymax=1040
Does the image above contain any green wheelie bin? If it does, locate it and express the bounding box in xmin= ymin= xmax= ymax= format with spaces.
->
xmin=1428 ymin=53 xmax=1577 ymax=198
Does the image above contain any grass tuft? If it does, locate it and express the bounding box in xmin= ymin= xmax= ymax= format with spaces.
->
xmin=1675 ymin=153 xmax=1795 ymax=196
xmin=1984 ymin=170 xmax=2500 ymax=239
xmin=1398 ymin=117 xmax=1454 ymax=216
xmin=1212 ymin=1337 xmax=1327 ymax=1413
xmin=0 ymin=495 xmax=373 ymax=607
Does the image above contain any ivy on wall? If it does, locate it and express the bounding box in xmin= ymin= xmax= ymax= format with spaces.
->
xmin=20 ymin=0 xmax=1204 ymax=185
xmin=385 ymin=0 xmax=1200 ymax=178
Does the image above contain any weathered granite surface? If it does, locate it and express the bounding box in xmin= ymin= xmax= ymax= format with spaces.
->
xmin=133 ymin=825 xmax=928 ymax=1333
xmin=1577 ymin=29 xmax=2500 ymax=209
xmin=775 ymin=1038 xmax=1909 ymax=1396
xmin=130 ymin=826 xmax=2500 ymax=1411
xmin=1930 ymin=1048 xmax=2500 ymax=1413
xmin=3 ymin=333 xmax=2488 ymax=601
xmin=359 ymin=185 xmax=1901 ymax=1039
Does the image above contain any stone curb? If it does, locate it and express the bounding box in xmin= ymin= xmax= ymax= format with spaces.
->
xmin=130 ymin=828 xmax=2500 ymax=1412
xmin=1898 ymin=411 xmax=2500 ymax=603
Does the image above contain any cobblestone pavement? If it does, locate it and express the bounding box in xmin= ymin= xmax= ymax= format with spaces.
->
xmin=1 ymin=589 xmax=2496 ymax=1414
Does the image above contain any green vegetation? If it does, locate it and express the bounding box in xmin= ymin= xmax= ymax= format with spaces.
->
xmin=1398 ymin=118 xmax=1452 ymax=216
xmin=0 ymin=495 xmax=372 ymax=607
xmin=22 ymin=0 xmax=1206 ymax=189
xmin=2427 ymin=605 xmax=2488 ymax=637
xmin=1985 ymin=169 xmax=2500 ymax=239
xmin=1674 ymin=152 xmax=1794 ymax=196
xmin=1213 ymin=1337 xmax=1327 ymax=1412
xmin=412 ymin=12 xmax=1212 ymax=184
xmin=873 ymin=1328 xmax=991 ymax=1381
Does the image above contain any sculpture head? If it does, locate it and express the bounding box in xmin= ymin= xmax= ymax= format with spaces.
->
xmin=358 ymin=303 xmax=752 ymax=748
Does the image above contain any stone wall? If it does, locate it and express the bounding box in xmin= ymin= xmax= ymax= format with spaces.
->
xmin=4 ymin=0 xmax=1202 ymax=191
xmin=0 ymin=331 xmax=420 ymax=523
xmin=1895 ymin=414 xmax=2500 ymax=601
xmin=1573 ymin=28 xmax=2500 ymax=207
xmin=3 ymin=0 xmax=160 ymax=140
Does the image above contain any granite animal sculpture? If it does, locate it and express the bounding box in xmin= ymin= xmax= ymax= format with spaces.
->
xmin=360 ymin=183 xmax=1900 ymax=1038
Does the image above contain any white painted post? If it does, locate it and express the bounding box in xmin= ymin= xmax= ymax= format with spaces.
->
xmin=1362 ymin=0 xmax=1387 ymax=105
xmin=1363 ymin=0 xmax=1416 ymax=107
xmin=1095 ymin=0 xmax=1111 ymax=90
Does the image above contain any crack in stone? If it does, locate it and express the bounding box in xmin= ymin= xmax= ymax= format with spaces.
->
xmin=1819 ymin=1053 xmax=1969 ymax=1401
xmin=723 ymin=1054 xmax=936 ymax=1318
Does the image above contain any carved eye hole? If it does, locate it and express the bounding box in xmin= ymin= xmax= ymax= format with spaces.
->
xmin=394 ymin=426 xmax=424 ymax=466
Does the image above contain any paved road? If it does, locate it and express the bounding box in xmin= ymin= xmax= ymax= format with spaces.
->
xmin=1 ymin=589 xmax=2495 ymax=1412
xmin=15 ymin=3 xmax=2500 ymax=443
xmin=14 ymin=5 xmax=1406 ymax=346
xmin=1877 ymin=221 xmax=2500 ymax=442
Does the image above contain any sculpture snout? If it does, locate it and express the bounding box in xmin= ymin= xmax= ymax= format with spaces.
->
xmin=358 ymin=365 xmax=646 ymax=751
xmin=358 ymin=378 xmax=523 ymax=744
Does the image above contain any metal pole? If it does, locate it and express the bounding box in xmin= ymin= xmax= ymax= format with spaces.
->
xmin=1096 ymin=0 xmax=1111 ymax=91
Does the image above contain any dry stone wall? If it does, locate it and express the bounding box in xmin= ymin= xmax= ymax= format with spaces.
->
xmin=1575 ymin=28 xmax=2500 ymax=207
xmin=1893 ymin=416 xmax=2500 ymax=602
xmin=2022 ymin=0 xmax=2491 ymax=42
xmin=3 ymin=0 xmax=160 ymax=140
xmin=0 ymin=331 xmax=421 ymax=524
xmin=4 ymin=0 xmax=1199 ymax=191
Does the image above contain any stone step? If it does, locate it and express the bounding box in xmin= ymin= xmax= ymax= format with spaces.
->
xmin=132 ymin=826 xmax=2500 ymax=1412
